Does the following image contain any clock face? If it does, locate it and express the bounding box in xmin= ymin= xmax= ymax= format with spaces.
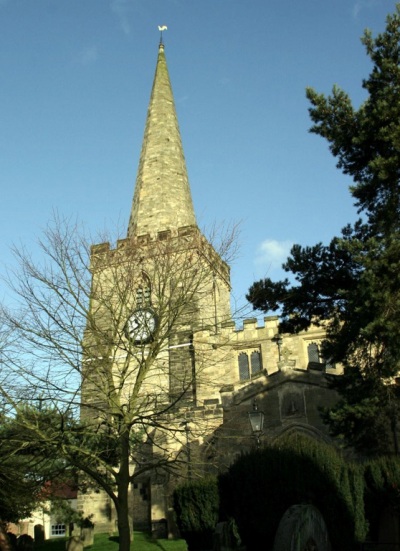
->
xmin=125 ymin=307 xmax=157 ymax=344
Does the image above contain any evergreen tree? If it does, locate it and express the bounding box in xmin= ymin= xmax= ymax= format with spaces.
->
xmin=247 ymin=5 xmax=400 ymax=456
xmin=0 ymin=406 xmax=74 ymax=522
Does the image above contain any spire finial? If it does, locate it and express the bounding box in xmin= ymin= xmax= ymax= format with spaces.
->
xmin=158 ymin=25 xmax=168 ymax=46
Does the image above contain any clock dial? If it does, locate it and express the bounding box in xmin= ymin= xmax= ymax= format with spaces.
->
xmin=125 ymin=307 xmax=157 ymax=344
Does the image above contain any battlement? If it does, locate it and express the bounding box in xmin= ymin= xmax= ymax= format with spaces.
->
xmin=90 ymin=225 xmax=230 ymax=284
xmin=91 ymin=225 xmax=199 ymax=254
xmin=193 ymin=313 xmax=341 ymax=385
xmin=193 ymin=315 xmax=281 ymax=347
xmin=219 ymin=315 xmax=280 ymax=339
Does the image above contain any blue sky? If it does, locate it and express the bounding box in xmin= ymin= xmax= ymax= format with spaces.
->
xmin=0 ymin=0 xmax=397 ymax=316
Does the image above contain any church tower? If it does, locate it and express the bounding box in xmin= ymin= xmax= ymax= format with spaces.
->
xmin=123 ymin=42 xmax=232 ymax=399
xmin=79 ymin=42 xmax=234 ymax=534
xmin=78 ymin=38 xmax=347 ymax=542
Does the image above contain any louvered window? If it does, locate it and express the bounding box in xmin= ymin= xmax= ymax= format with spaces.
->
xmin=137 ymin=274 xmax=151 ymax=306
xmin=144 ymin=286 xmax=151 ymax=304
xmin=136 ymin=287 xmax=144 ymax=306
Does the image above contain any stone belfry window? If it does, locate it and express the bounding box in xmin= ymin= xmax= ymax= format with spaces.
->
xmin=136 ymin=273 xmax=151 ymax=306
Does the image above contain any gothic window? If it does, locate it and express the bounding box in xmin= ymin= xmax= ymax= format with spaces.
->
xmin=307 ymin=343 xmax=320 ymax=363
xmin=307 ymin=342 xmax=334 ymax=370
xmin=238 ymin=353 xmax=250 ymax=381
xmin=238 ymin=350 xmax=263 ymax=381
xmin=251 ymin=351 xmax=262 ymax=376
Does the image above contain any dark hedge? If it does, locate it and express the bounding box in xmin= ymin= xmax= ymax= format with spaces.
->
xmin=218 ymin=433 xmax=367 ymax=551
xmin=363 ymin=456 xmax=400 ymax=542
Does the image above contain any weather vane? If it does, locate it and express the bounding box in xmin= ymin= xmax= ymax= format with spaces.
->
xmin=158 ymin=25 xmax=168 ymax=45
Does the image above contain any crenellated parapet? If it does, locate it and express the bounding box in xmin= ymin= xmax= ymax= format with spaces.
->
xmin=90 ymin=224 xmax=230 ymax=286
xmin=192 ymin=313 xmax=341 ymax=404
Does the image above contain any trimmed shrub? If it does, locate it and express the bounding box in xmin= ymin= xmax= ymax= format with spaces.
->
xmin=173 ymin=477 xmax=219 ymax=551
xmin=219 ymin=433 xmax=367 ymax=551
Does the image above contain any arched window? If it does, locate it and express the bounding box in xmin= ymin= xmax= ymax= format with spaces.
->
xmin=307 ymin=343 xmax=320 ymax=364
xmin=238 ymin=353 xmax=250 ymax=381
xmin=238 ymin=350 xmax=263 ymax=381
xmin=251 ymin=351 xmax=262 ymax=376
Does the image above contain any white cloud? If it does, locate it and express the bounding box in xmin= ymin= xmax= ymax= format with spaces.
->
xmin=77 ymin=46 xmax=98 ymax=65
xmin=111 ymin=0 xmax=133 ymax=35
xmin=255 ymin=239 xmax=293 ymax=270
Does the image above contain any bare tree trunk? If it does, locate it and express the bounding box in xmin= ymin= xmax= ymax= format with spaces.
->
xmin=115 ymin=429 xmax=133 ymax=551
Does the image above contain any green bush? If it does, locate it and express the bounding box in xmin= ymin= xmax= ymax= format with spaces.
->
xmin=219 ymin=433 xmax=367 ymax=551
xmin=173 ymin=477 xmax=219 ymax=551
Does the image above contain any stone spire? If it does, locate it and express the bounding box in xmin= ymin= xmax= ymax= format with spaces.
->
xmin=127 ymin=43 xmax=197 ymax=238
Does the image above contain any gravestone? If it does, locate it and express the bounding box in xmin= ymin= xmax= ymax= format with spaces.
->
xmin=66 ymin=536 xmax=84 ymax=551
xmin=214 ymin=521 xmax=243 ymax=551
xmin=34 ymin=524 xmax=44 ymax=544
xmin=272 ymin=504 xmax=331 ymax=551
xmin=80 ymin=528 xmax=94 ymax=548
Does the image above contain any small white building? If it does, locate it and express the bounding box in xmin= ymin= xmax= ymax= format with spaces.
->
xmin=10 ymin=483 xmax=78 ymax=541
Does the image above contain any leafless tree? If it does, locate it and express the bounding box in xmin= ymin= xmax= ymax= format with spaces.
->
xmin=0 ymin=214 xmax=237 ymax=551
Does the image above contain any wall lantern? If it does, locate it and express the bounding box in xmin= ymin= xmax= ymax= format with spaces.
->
xmin=248 ymin=399 xmax=264 ymax=447
xmin=272 ymin=333 xmax=283 ymax=361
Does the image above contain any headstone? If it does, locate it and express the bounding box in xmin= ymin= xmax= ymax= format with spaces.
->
xmin=151 ymin=519 xmax=167 ymax=539
xmin=34 ymin=524 xmax=45 ymax=544
xmin=214 ymin=520 xmax=242 ymax=551
xmin=80 ymin=528 xmax=94 ymax=548
xmin=272 ymin=504 xmax=331 ymax=551
xmin=66 ymin=536 xmax=84 ymax=551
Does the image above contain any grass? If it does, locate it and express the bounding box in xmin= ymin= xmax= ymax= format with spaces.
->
xmin=35 ymin=532 xmax=188 ymax=551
